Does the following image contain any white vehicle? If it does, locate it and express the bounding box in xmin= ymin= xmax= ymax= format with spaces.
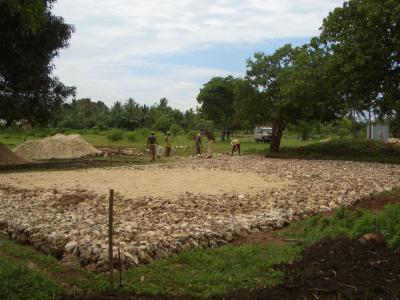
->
xmin=254 ymin=127 xmax=272 ymax=143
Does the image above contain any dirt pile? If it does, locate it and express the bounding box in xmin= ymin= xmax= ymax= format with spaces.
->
xmin=387 ymin=138 xmax=400 ymax=145
xmin=230 ymin=237 xmax=400 ymax=300
xmin=0 ymin=143 xmax=28 ymax=165
xmin=13 ymin=134 xmax=101 ymax=160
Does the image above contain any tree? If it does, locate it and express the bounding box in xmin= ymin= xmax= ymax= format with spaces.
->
xmin=242 ymin=41 xmax=343 ymax=153
xmin=121 ymin=98 xmax=144 ymax=130
xmin=245 ymin=45 xmax=301 ymax=152
xmin=197 ymin=76 xmax=236 ymax=140
xmin=0 ymin=0 xmax=75 ymax=126
xmin=320 ymin=0 xmax=400 ymax=123
xmin=233 ymin=78 xmax=266 ymax=130
xmin=57 ymin=98 xmax=109 ymax=129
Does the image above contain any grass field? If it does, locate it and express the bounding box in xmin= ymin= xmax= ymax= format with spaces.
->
xmin=1 ymin=127 xmax=399 ymax=164
xmin=1 ymin=189 xmax=399 ymax=299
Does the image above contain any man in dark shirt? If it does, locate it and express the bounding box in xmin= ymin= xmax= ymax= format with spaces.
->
xmin=206 ymin=131 xmax=215 ymax=158
xmin=195 ymin=130 xmax=202 ymax=155
xmin=147 ymin=132 xmax=158 ymax=162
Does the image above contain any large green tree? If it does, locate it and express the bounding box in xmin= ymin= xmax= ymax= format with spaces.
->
xmin=245 ymin=45 xmax=301 ymax=152
xmin=320 ymin=0 xmax=400 ymax=122
xmin=197 ymin=76 xmax=236 ymax=140
xmin=242 ymin=42 xmax=342 ymax=153
xmin=0 ymin=0 xmax=75 ymax=126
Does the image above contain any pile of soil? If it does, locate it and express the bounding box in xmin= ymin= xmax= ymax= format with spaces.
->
xmin=387 ymin=138 xmax=400 ymax=145
xmin=0 ymin=143 xmax=28 ymax=165
xmin=228 ymin=237 xmax=400 ymax=300
xmin=13 ymin=134 xmax=101 ymax=160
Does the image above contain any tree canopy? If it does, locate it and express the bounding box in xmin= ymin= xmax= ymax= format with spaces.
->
xmin=320 ymin=0 xmax=400 ymax=119
xmin=196 ymin=76 xmax=237 ymax=139
xmin=0 ymin=0 xmax=75 ymax=126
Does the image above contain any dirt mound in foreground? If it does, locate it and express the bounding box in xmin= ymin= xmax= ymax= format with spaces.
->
xmin=229 ymin=237 xmax=400 ymax=300
xmin=13 ymin=134 xmax=101 ymax=160
xmin=0 ymin=143 xmax=28 ymax=165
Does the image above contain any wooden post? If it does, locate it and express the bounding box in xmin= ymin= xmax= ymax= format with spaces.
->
xmin=118 ymin=247 xmax=123 ymax=288
xmin=108 ymin=189 xmax=114 ymax=289
xmin=108 ymin=137 xmax=113 ymax=167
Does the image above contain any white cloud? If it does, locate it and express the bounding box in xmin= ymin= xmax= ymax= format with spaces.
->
xmin=52 ymin=0 xmax=343 ymax=110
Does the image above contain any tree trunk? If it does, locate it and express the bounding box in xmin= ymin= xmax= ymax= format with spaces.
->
xmin=220 ymin=128 xmax=226 ymax=142
xmin=351 ymin=110 xmax=358 ymax=139
xmin=301 ymin=129 xmax=309 ymax=141
xmin=368 ymin=110 xmax=372 ymax=139
xmin=268 ymin=120 xmax=285 ymax=154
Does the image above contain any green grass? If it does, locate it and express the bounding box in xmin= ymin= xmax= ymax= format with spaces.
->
xmin=0 ymin=253 xmax=60 ymax=300
xmin=122 ymin=244 xmax=301 ymax=298
xmin=0 ymin=235 xmax=109 ymax=298
xmin=3 ymin=128 xmax=397 ymax=165
xmin=0 ymin=233 xmax=300 ymax=299
xmin=279 ymin=202 xmax=400 ymax=249
xmin=267 ymin=139 xmax=400 ymax=164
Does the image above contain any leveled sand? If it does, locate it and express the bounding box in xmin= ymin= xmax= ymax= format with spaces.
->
xmin=0 ymin=166 xmax=286 ymax=198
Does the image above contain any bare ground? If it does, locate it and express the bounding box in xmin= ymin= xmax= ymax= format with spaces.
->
xmin=0 ymin=156 xmax=400 ymax=271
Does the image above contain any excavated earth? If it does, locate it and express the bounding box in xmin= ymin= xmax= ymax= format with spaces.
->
xmin=0 ymin=156 xmax=400 ymax=271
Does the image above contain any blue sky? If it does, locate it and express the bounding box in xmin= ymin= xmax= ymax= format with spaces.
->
xmin=52 ymin=0 xmax=343 ymax=111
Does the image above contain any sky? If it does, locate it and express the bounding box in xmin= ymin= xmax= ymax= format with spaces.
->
xmin=52 ymin=0 xmax=343 ymax=111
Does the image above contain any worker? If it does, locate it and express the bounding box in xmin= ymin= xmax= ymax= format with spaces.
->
xmin=165 ymin=131 xmax=172 ymax=157
xmin=195 ymin=130 xmax=202 ymax=155
xmin=231 ymin=138 xmax=241 ymax=156
xmin=206 ymin=130 xmax=215 ymax=158
xmin=147 ymin=131 xmax=158 ymax=162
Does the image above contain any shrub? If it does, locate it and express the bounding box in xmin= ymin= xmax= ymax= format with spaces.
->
xmin=187 ymin=130 xmax=198 ymax=141
xmin=34 ymin=132 xmax=48 ymax=138
xmin=170 ymin=124 xmax=184 ymax=135
xmin=282 ymin=202 xmax=400 ymax=249
xmin=107 ymin=129 xmax=124 ymax=141
xmin=125 ymin=132 xmax=137 ymax=142
xmin=135 ymin=128 xmax=150 ymax=137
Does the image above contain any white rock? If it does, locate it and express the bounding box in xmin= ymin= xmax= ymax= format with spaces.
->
xmin=65 ymin=240 xmax=78 ymax=253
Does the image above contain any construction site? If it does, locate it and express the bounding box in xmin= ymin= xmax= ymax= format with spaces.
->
xmin=1 ymin=135 xmax=399 ymax=272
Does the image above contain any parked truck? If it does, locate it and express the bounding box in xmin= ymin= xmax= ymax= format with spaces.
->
xmin=254 ymin=127 xmax=272 ymax=143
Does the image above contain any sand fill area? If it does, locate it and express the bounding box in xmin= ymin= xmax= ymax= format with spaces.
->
xmin=0 ymin=166 xmax=286 ymax=198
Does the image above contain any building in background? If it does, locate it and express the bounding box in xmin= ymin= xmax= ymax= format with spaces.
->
xmin=367 ymin=122 xmax=390 ymax=142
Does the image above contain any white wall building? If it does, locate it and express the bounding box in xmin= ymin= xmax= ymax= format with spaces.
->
xmin=367 ymin=123 xmax=390 ymax=142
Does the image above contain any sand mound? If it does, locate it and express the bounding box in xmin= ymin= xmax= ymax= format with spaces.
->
xmin=13 ymin=134 xmax=101 ymax=160
xmin=0 ymin=143 xmax=28 ymax=165
xmin=387 ymin=138 xmax=400 ymax=145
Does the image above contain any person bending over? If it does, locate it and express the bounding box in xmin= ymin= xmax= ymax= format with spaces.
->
xmin=231 ymin=138 xmax=240 ymax=156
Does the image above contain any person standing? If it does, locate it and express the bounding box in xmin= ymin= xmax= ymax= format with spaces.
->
xmin=231 ymin=138 xmax=241 ymax=156
xmin=165 ymin=131 xmax=172 ymax=157
xmin=206 ymin=131 xmax=215 ymax=158
xmin=147 ymin=131 xmax=158 ymax=162
xmin=195 ymin=130 xmax=202 ymax=155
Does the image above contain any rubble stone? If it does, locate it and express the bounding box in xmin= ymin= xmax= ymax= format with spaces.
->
xmin=0 ymin=156 xmax=399 ymax=270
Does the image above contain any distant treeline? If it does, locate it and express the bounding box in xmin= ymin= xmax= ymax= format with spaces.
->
xmin=52 ymin=97 xmax=213 ymax=135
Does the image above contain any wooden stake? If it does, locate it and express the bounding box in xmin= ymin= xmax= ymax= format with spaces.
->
xmin=108 ymin=189 xmax=114 ymax=289
xmin=108 ymin=137 xmax=113 ymax=167
xmin=118 ymin=247 xmax=123 ymax=288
